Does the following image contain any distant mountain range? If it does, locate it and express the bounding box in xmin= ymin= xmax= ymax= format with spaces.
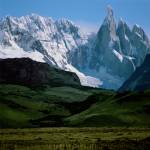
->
xmin=0 ymin=6 xmax=150 ymax=90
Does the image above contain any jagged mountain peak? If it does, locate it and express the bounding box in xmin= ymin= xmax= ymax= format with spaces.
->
xmin=101 ymin=5 xmax=118 ymax=42
xmin=56 ymin=18 xmax=75 ymax=26
xmin=118 ymin=18 xmax=127 ymax=27
xmin=0 ymin=14 xmax=81 ymax=39
xmin=107 ymin=5 xmax=114 ymax=19
xmin=89 ymin=6 xmax=150 ymax=89
xmin=2 ymin=14 xmax=54 ymax=22
xmin=55 ymin=18 xmax=81 ymax=37
xmin=132 ymin=24 xmax=143 ymax=35
xmin=103 ymin=5 xmax=115 ymax=25
xmin=133 ymin=24 xmax=141 ymax=29
xmin=132 ymin=24 xmax=149 ymax=42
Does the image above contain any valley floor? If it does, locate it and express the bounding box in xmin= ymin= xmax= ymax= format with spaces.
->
xmin=0 ymin=128 xmax=150 ymax=150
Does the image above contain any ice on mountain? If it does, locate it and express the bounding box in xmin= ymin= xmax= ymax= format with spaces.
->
xmin=125 ymin=34 xmax=129 ymax=41
xmin=135 ymin=32 xmax=142 ymax=38
xmin=0 ymin=45 xmax=45 ymax=62
xmin=113 ymin=49 xmax=123 ymax=62
xmin=65 ymin=64 xmax=102 ymax=87
xmin=135 ymin=24 xmax=140 ymax=28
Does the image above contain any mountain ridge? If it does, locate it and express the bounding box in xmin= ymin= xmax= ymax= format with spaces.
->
xmin=88 ymin=6 xmax=150 ymax=89
xmin=0 ymin=6 xmax=149 ymax=90
xmin=0 ymin=14 xmax=102 ymax=88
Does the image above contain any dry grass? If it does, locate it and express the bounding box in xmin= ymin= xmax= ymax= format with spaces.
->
xmin=0 ymin=128 xmax=150 ymax=150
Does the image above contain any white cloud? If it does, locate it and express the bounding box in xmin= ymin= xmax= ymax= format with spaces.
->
xmin=75 ymin=21 xmax=100 ymax=34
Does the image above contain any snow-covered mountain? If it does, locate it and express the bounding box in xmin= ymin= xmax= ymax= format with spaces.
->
xmin=0 ymin=6 xmax=149 ymax=89
xmin=88 ymin=6 xmax=150 ymax=89
xmin=0 ymin=14 xmax=102 ymax=87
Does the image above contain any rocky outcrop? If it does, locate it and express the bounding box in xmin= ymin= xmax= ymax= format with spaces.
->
xmin=119 ymin=54 xmax=150 ymax=92
xmin=0 ymin=58 xmax=81 ymax=87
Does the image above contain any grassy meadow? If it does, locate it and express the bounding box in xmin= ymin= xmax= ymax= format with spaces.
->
xmin=0 ymin=128 xmax=150 ymax=150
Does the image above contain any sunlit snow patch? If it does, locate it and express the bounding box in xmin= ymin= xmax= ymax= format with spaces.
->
xmin=0 ymin=45 xmax=45 ymax=63
xmin=65 ymin=64 xmax=103 ymax=88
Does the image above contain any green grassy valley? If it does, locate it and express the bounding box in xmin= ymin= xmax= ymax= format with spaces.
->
xmin=0 ymin=83 xmax=150 ymax=128
xmin=0 ymin=84 xmax=103 ymax=128
xmin=65 ymin=91 xmax=150 ymax=127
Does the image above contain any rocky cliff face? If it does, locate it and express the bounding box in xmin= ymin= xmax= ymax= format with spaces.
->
xmin=88 ymin=6 xmax=150 ymax=89
xmin=0 ymin=58 xmax=81 ymax=87
xmin=119 ymin=54 xmax=150 ymax=92
xmin=0 ymin=6 xmax=149 ymax=90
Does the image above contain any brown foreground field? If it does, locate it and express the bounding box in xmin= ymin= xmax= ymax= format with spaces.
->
xmin=0 ymin=128 xmax=150 ymax=150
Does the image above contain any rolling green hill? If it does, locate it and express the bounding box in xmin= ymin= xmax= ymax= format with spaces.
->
xmin=0 ymin=83 xmax=150 ymax=128
xmin=0 ymin=84 xmax=103 ymax=128
xmin=65 ymin=91 xmax=150 ymax=127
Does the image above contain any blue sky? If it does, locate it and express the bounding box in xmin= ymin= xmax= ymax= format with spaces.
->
xmin=0 ymin=0 xmax=149 ymax=35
